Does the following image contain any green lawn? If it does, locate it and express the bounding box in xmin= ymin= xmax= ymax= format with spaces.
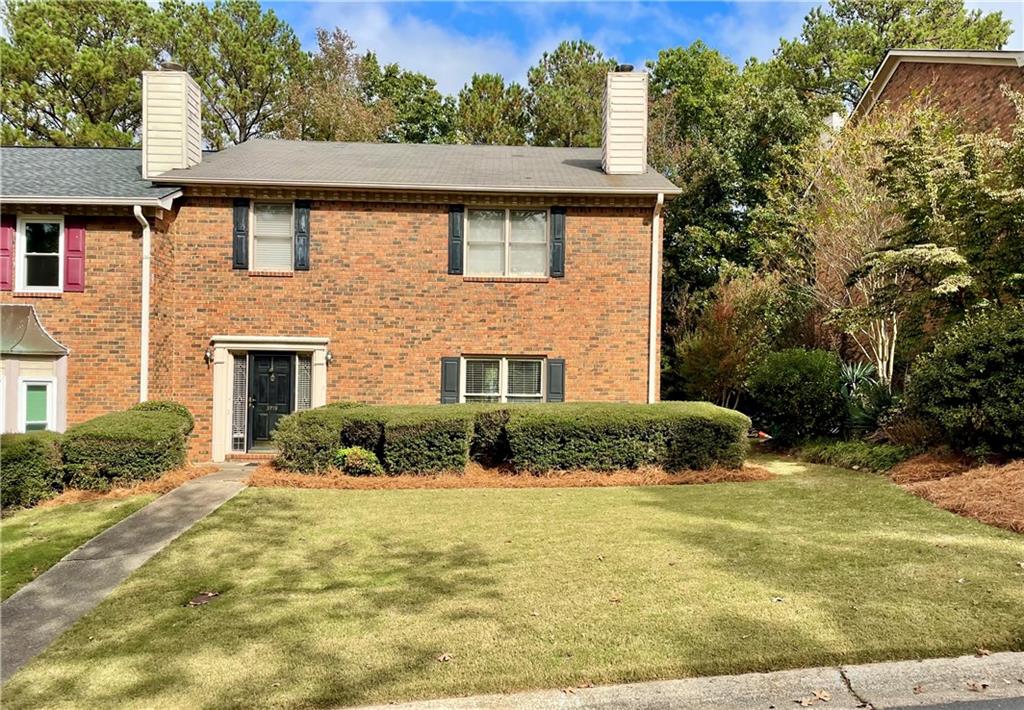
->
xmin=1 ymin=496 xmax=155 ymax=601
xmin=4 ymin=457 xmax=1023 ymax=709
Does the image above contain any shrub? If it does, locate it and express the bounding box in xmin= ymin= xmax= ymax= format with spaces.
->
xmin=462 ymin=404 xmax=511 ymax=465
xmin=379 ymin=406 xmax=475 ymax=474
xmin=62 ymin=410 xmax=190 ymax=490
xmin=0 ymin=431 xmax=64 ymax=508
xmin=796 ymin=440 xmax=913 ymax=473
xmin=272 ymin=402 xmax=362 ymax=472
xmin=131 ymin=400 xmax=195 ymax=433
xmin=505 ymin=402 xmax=750 ymax=472
xmin=906 ymin=306 xmax=1024 ymax=457
xmin=333 ymin=446 xmax=384 ymax=476
xmin=746 ymin=349 xmax=846 ymax=446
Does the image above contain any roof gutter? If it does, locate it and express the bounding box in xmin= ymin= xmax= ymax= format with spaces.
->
xmin=0 ymin=192 xmax=182 ymax=209
xmin=648 ymin=192 xmax=664 ymax=404
xmin=149 ymin=176 xmax=682 ymax=197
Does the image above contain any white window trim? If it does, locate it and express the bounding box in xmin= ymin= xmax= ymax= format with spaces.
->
xmin=460 ymin=356 xmax=546 ymax=403
xmin=18 ymin=376 xmax=56 ymax=432
xmin=249 ymin=200 xmax=295 ymax=272
xmin=16 ymin=215 xmax=64 ymax=293
xmin=464 ymin=207 xmax=550 ymax=278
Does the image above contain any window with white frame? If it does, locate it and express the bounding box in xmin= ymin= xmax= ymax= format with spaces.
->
xmin=17 ymin=216 xmax=63 ymax=291
xmin=463 ymin=357 xmax=544 ymax=403
xmin=252 ymin=202 xmax=293 ymax=271
xmin=465 ymin=209 xmax=548 ymax=276
xmin=20 ymin=378 xmax=55 ymax=432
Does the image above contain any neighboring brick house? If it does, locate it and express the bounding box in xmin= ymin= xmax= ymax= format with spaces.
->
xmin=1 ymin=65 xmax=680 ymax=461
xmin=849 ymin=49 xmax=1024 ymax=134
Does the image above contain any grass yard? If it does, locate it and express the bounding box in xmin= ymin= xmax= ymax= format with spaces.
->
xmin=0 ymin=495 xmax=155 ymax=601
xmin=4 ymin=456 xmax=1023 ymax=709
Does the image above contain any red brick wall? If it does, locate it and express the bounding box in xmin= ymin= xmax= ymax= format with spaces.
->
xmin=0 ymin=210 xmax=143 ymax=425
xmin=876 ymin=62 xmax=1023 ymax=137
xmin=162 ymin=197 xmax=657 ymax=458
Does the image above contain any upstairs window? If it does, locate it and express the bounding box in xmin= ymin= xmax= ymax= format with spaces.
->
xmin=465 ymin=209 xmax=547 ymax=277
xmin=17 ymin=217 xmax=63 ymax=292
xmin=252 ymin=202 xmax=293 ymax=271
xmin=463 ymin=357 xmax=544 ymax=403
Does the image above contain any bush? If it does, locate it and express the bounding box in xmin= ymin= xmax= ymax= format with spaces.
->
xmin=906 ymin=306 xmax=1024 ymax=457
xmin=379 ymin=406 xmax=476 ymax=474
xmin=333 ymin=446 xmax=384 ymax=476
xmin=796 ymin=440 xmax=913 ymax=473
xmin=505 ymin=402 xmax=750 ymax=472
xmin=131 ymin=400 xmax=195 ymax=433
xmin=272 ymin=402 xmax=362 ymax=472
xmin=0 ymin=431 xmax=64 ymax=508
xmin=746 ymin=349 xmax=846 ymax=446
xmin=62 ymin=410 xmax=190 ymax=490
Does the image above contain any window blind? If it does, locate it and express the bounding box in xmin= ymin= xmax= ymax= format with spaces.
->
xmin=253 ymin=203 xmax=293 ymax=270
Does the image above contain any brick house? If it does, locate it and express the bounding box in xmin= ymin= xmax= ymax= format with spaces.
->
xmin=1 ymin=65 xmax=680 ymax=461
xmin=849 ymin=49 xmax=1024 ymax=134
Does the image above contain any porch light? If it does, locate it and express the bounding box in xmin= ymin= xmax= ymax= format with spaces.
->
xmin=204 ymin=347 xmax=214 ymax=364
xmin=325 ymin=350 xmax=334 ymax=365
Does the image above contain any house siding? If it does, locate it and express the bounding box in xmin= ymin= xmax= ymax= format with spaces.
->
xmin=874 ymin=62 xmax=1024 ymax=136
xmin=0 ymin=210 xmax=143 ymax=426
xmin=162 ymin=196 xmax=657 ymax=459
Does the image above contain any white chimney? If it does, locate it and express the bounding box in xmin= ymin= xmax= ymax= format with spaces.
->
xmin=142 ymin=62 xmax=202 ymax=179
xmin=601 ymin=65 xmax=648 ymax=175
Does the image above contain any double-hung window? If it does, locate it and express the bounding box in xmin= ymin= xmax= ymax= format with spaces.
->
xmin=463 ymin=357 xmax=544 ymax=403
xmin=17 ymin=216 xmax=62 ymax=292
xmin=465 ymin=209 xmax=548 ymax=277
xmin=20 ymin=378 xmax=55 ymax=432
xmin=252 ymin=202 xmax=294 ymax=271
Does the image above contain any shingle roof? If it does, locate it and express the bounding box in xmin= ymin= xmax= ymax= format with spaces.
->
xmin=0 ymin=147 xmax=181 ymax=205
xmin=155 ymin=139 xmax=681 ymax=195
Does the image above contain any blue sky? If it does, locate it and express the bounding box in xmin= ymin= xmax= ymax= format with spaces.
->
xmin=265 ymin=1 xmax=1024 ymax=95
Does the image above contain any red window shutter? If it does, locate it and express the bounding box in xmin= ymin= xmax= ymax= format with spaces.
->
xmin=64 ymin=219 xmax=86 ymax=292
xmin=0 ymin=214 xmax=13 ymax=291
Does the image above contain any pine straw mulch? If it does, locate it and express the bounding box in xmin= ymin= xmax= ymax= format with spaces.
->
xmin=888 ymin=453 xmax=969 ymax=484
xmin=895 ymin=457 xmax=1024 ymax=534
xmin=249 ymin=460 xmax=775 ymax=491
xmin=38 ymin=465 xmax=220 ymax=508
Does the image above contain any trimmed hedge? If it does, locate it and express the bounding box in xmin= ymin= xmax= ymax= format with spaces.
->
xmin=333 ymin=447 xmax=384 ymax=476
xmin=131 ymin=400 xmax=195 ymax=433
xmin=505 ymin=402 xmax=750 ymax=472
xmin=63 ymin=410 xmax=191 ymax=490
xmin=0 ymin=431 xmax=64 ymax=508
xmin=276 ymin=402 xmax=750 ymax=475
xmin=272 ymin=402 xmax=362 ymax=472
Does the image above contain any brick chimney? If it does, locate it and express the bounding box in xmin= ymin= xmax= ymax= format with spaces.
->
xmin=601 ymin=65 xmax=648 ymax=175
xmin=141 ymin=62 xmax=202 ymax=179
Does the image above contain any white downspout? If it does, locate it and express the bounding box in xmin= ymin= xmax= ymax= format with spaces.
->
xmin=648 ymin=193 xmax=664 ymax=404
xmin=133 ymin=205 xmax=151 ymax=402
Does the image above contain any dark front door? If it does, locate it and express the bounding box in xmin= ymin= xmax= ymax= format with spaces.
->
xmin=248 ymin=353 xmax=293 ymax=449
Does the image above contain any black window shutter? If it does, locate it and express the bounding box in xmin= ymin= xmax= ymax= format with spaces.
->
xmin=546 ymin=358 xmax=565 ymax=402
xmin=448 ymin=205 xmax=464 ymax=275
xmin=232 ymin=198 xmax=249 ymax=270
xmin=294 ymin=200 xmax=311 ymax=271
xmin=440 ymin=357 xmax=460 ymax=403
xmin=550 ymin=206 xmax=566 ymax=278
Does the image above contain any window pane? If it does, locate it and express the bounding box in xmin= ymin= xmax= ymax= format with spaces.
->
xmin=253 ymin=237 xmax=292 ymax=270
xmin=465 ymin=243 xmax=504 ymax=275
xmin=466 ymin=210 xmax=504 ymax=243
xmin=509 ymin=244 xmax=547 ymax=275
xmin=25 ymin=384 xmax=48 ymax=427
xmin=508 ymin=360 xmax=542 ymax=396
xmin=254 ymin=203 xmax=293 ymax=237
xmin=465 ymin=394 xmax=501 ymax=403
xmin=465 ymin=359 xmax=500 ymax=395
xmin=510 ymin=210 xmax=546 ymax=243
xmin=26 ymin=255 xmax=59 ymax=287
xmin=25 ymin=222 xmax=59 ymax=253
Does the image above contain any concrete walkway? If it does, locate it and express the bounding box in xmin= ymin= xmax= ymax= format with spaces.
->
xmin=354 ymin=651 xmax=1024 ymax=710
xmin=0 ymin=464 xmax=249 ymax=683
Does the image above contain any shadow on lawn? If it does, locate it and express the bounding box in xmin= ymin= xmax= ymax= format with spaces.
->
xmin=4 ymin=493 xmax=510 ymax=710
xmin=634 ymin=472 xmax=1024 ymax=665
